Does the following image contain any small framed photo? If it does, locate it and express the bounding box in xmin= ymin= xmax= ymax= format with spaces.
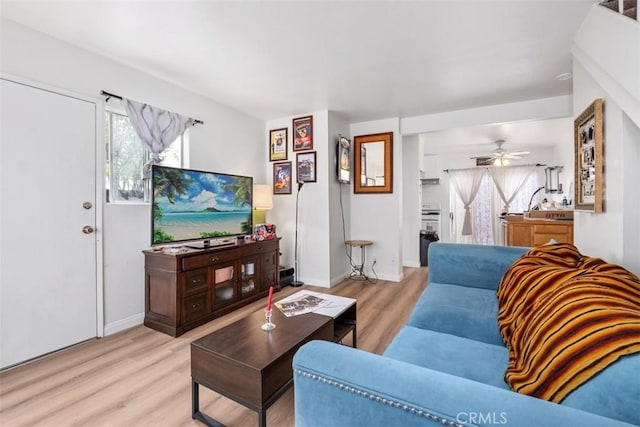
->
xmin=292 ymin=115 xmax=313 ymax=151
xmin=297 ymin=151 xmax=317 ymax=183
xmin=269 ymin=128 xmax=288 ymax=161
xmin=273 ymin=162 xmax=292 ymax=195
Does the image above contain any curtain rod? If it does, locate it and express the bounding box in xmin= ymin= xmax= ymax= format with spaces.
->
xmin=443 ymin=163 xmax=546 ymax=173
xmin=101 ymin=90 xmax=204 ymax=125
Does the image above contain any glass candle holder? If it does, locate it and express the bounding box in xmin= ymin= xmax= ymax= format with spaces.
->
xmin=261 ymin=308 xmax=276 ymax=331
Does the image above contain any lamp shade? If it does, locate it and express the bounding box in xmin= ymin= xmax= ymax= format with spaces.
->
xmin=253 ymin=184 xmax=273 ymax=210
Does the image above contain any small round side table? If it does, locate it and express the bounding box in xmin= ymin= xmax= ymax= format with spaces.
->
xmin=345 ymin=240 xmax=373 ymax=280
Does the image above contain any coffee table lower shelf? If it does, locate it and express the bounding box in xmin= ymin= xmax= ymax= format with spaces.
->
xmin=192 ymin=376 xmax=292 ymax=427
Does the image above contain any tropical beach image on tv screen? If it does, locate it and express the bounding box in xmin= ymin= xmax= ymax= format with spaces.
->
xmin=152 ymin=165 xmax=253 ymax=244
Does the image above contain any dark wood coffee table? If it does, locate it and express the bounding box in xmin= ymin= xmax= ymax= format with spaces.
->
xmin=191 ymin=307 xmax=336 ymax=427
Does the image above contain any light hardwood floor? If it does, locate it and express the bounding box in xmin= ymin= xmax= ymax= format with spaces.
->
xmin=0 ymin=267 xmax=427 ymax=427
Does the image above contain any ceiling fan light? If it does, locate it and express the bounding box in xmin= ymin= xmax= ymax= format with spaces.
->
xmin=494 ymin=158 xmax=510 ymax=166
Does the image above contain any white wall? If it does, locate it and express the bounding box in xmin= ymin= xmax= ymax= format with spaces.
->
xmin=298 ymin=111 xmax=331 ymax=286
xmin=402 ymin=96 xmax=572 ymax=135
xmin=350 ymin=118 xmax=403 ymax=282
xmin=570 ymin=4 xmax=640 ymax=276
xmin=266 ymin=110 xmax=342 ymax=287
xmin=1 ymin=18 xmax=265 ymax=334
xmin=264 ymin=116 xmax=295 ymax=272
xmin=622 ymin=113 xmax=640 ymax=275
xmin=572 ymin=60 xmax=640 ymax=275
xmin=572 ymin=5 xmax=640 ymax=128
xmin=402 ymin=135 xmax=421 ymax=267
xmin=328 ymin=112 xmax=353 ymax=285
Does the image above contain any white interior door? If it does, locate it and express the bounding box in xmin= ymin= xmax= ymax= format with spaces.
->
xmin=0 ymin=79 xmax=98 ymax=369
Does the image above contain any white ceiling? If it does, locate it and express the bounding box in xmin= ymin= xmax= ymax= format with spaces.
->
xmin=1 ymin=0 xmax=595 ymax=124
xmin=421 ymin=117 xmax=574 ymax=155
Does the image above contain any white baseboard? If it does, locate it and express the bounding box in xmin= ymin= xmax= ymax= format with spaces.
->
xmin=330 ymin=274 xmax=347 ymax=287
xmin=298 ymin=276 xmax=331 ymax=288
xmin=374 ymin=273 xmax=403 ymax=282
xmin=104 ymin=313 xmax=144 ymax=336
xmin=403 ymin=261 xmax=422 ymax=268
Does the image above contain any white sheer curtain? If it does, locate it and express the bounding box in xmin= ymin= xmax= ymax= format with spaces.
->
xmin=472 ymin=174 xmax=496 ymax=244
xmin=449 ymin=166 xmax=544 ymax=245
xmin=123 ymin=98 xmax=194 ymax=179
xmin=510 ymin=168 xmax=545 ymax=213
xmin=448 ymin=168 xmax=486 ymax=235
xmin=488 ymin=165 xmax=537 ymax=213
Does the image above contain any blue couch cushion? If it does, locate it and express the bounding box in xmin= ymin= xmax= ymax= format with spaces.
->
xmin=384 ymin=326 xmax=510 ymax=390
xmin=428 ymin=243 xmax=528 ymax=290
xmin=561 ymin=353 xmax=640 ymax=425
xmin=407 ymin=282 xmax=503 ymax=346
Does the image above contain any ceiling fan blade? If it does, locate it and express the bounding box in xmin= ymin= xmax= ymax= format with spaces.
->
xmin=470 ymin=155 xmax=496 ymax=159
xmin=502 ymin=154 xmax=523 ymax=160
xmin=509 ymin=151 xmax=530 ymax=156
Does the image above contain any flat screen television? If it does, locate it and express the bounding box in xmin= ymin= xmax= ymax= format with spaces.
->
xmin=151 ymin=165 xmax=253 ymax=246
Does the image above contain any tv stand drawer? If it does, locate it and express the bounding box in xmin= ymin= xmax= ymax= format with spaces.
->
xmin=182 ymin=249 xmax=238 ymax=271
xmin=182 ymin=291 xmax=211 ymax=324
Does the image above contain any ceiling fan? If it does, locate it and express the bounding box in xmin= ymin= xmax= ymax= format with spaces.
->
xmin=470 ymin=140 xmax=530 ymax=166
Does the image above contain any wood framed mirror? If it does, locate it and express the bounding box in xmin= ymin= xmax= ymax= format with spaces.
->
xmin=354 ymin=132 xmax=393 ymax=193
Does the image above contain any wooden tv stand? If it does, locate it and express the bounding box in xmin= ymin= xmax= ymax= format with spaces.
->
xmin=143 ymin=239 xmax=280 ymax=337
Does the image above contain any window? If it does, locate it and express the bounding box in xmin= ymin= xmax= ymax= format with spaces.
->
xmin=449 ymin=168 xmax=543 ymax=244
xmin=105 ymin=110 xmax=186 ymax=203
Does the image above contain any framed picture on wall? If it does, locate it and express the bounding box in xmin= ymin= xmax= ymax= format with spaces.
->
xmin=354 ymin=132 xmax=393 ymax=193
xmin=273 ymin=162 xmax=292 ymax=195
xmin=292 ymin=115 xmax=313 ymax=151
xmin=269 ymin=128 xmax=288 ymax=161
xmin=337 ymin=136 xmax=351 ymax=184
xmin=296 ymin=151 xmax=317 ymax=183
xmin=574 ymin=98 xmax=604 ymax=212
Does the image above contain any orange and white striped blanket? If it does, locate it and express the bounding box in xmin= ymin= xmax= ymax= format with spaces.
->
xmin=496 ymin=243 xmax=640 ymax=403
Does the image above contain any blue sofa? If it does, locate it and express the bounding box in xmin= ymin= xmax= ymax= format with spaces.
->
xmin=293 ymin=243 xmax=640 ymax=426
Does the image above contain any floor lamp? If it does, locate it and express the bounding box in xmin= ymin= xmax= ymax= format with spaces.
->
xmin=291 ymin=182 xmax=304 ymax=287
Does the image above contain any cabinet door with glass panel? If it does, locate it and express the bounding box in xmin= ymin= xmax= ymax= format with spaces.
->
xmin=212 ymin=261 xmax=237 ymax=307
xmin=239 ymin=255 xmax=260 ymax=297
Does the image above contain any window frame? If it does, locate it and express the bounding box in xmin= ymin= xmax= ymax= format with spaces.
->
xmin=104 ymin=108 xmax=187 ymax=204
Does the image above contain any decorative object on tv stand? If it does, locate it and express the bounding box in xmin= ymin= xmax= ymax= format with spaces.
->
xmin=291 ymin=182 xmax=305 ymax=287
xmin=292 ymin=115 xmax=313 ymax=151
xmin=273 ymin=162 xmax=292 ymax=195
xmin=269 ymin=128 xmax=288 ymax=162
xmin=574 ymin=98 xmax=604 ymax=212
xmin=254 ymin=224 xmax=276 ymax=241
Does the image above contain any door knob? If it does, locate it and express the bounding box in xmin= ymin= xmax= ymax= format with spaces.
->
xmin=83 ymin=226 xmax=95 ymax=234
xmin=82 ymin=202 xmax=93 ymax=209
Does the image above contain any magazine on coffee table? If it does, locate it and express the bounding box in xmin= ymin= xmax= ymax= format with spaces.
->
xmin=275 ymin=292 xmax=330 ymax=317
